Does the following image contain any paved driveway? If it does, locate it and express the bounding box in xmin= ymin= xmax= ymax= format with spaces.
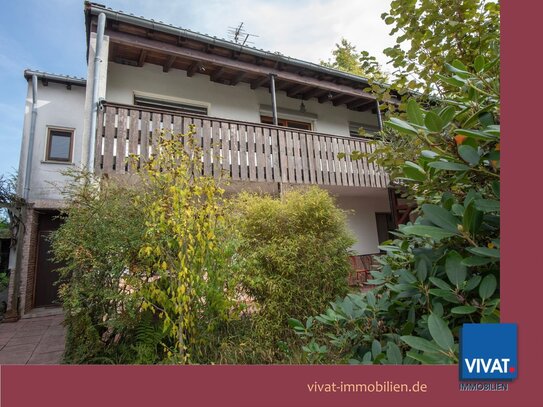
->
xmin=0 ymin=313 xmax=65 ymax=364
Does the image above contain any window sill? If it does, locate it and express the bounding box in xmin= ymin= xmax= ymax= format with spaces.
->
xmin=41 ymin=160 xmax=75 ymax=165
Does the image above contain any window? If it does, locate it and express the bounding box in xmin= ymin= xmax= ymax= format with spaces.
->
xmin=349 ymin=122 xmax=380 ymax=139
xmin=134 ymin=94 xmax=208 ymax=115
xmin=46 ymin=128 xmax=73 ymax=162
xmin=260 ymin=115 xmax=312 ymax=131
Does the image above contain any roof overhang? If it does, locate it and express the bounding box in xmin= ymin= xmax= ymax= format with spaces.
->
xmin=85 ymin=2 xmax=398 ymax=112
xmin=23 ymin=69 xmax=87 ymax=88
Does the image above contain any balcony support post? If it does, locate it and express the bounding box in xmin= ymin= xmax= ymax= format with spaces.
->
xmin=269 ymin=73 xmax=278 ymax=126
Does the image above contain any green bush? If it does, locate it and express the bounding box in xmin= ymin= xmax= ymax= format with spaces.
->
xmin=230 ymin=187 xmax=355 ymax=357
xmin=52 ymin=172 xmax=147 ymax=363
xmin=293 ymin=55 xmax=500 ymax=365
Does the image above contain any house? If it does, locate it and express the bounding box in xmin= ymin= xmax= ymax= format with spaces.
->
xmin=5 ymin=2 xmax=399 ymax=320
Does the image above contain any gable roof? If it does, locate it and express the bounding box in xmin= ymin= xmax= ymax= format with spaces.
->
xmin=84 ymin=2 xmax=396 ymax=111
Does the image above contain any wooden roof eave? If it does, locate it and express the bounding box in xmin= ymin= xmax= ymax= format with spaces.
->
xmin=105 ymin=28 xmax=389 ymax=109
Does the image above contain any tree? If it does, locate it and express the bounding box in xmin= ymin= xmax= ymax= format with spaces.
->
xmin=382 ymin=0 xmax=500 ymax=95
xmin=321 ymin=39 xmax=388 ymax=82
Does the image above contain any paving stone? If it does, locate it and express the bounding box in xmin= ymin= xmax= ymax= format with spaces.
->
xmin=28 ymin=350 xmax=64 ymax=365
xmin=8 ymin=334 xmax=44 ymax=346
xmin=2 ymin=342 xmax=39 ymax=354
xmin=0 ymin=350 xmax=33 ymax=364
xmin=34 ymin=341 xmax=65 ymax=354
xmin=0 ymin=314 xmax=65 ymax=364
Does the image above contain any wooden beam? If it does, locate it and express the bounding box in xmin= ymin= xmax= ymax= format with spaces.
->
xmin=286 ymin=83 xmax=309 ymax=98
xmin=302 ymin=88 xmax=327 ymax=100
xmin=347 ymin=98 xmax=372 ymax=109
xmin=250 ymin=75 xmax=268 ymax=90
xmin=332 ymin=94 xmax=359 ymax=106
xmin=137 ymin=49 xmax=147 ymax=67
xmin=106 ymin=29 xmax=381 ymax=102
xmin=318 ymin=92 xmax=334 ymax=103
xmin=230 ymin=71 xmax=246 ymax=86
xmin=186 ymin=61 xmax=200 ymax=77
xmin=348 ymin=99 xmax=376 ymax=111
xmin=210 ymin=66 xmax=226 ymax=82
xmin=163 ymin=55 xmax=176 ymax=72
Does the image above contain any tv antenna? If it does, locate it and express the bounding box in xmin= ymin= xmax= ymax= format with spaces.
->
xmin=227 ymin=22 xmax=258 ymax=46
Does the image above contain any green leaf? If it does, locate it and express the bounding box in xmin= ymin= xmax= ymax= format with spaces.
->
xmin=421 ymin=204 xmax=459 ymax=233
xmin=479 ymin=274 xmax=497 ymax=300
xmin=464 ymin=275 xmax=482 ymax=291
xmin=428 ymin=313 xmax=454 ymax=351
xmin=288 ymin=318 xmax=304 ymax=329
xmin=467 ymin=247 xmax=500 ymax=258
xmin=463 ymin=202 xmax=483 ymax=235
xmin=451 ymin=204 xmax=464 ymax=216
xmin=372 ymin=339 xmax=382 ymax=358
xmin=429 ymin=277 xmax=451 ymax=290
xmin=402 ymin=225 xmax=458 ymax=241
xmin=445 ymin=62 xmax=469 ymax=78
xmin=461 ymin=256 xmax=493 ymax=267
xmin=425 ymin=111 xmax=444 ymax=132
xmin=455 ymin=129 xmax=498 ymax=141
xmin=386 ymin=118 xmax=418 ymax=135
xmin=474 ymin=199 xmax=500 ymax=212
xmin=458 ymin=145 xmax=480 ymax=165
xmin=474 ymin=55 xmax=485 ymax=72
xmin=407 ymin=99 xmax=425 ymax=126
xmin=400 ymin=336 xmax=443 ymax=353
xmin=403 ymin=161 xmax=426 ymax=181
xmin=387 ymin=342 xmax=403 ymax=364
xmin=427 ymin=161 xmax=470 ymax=171
xmin=491 ymin=181 xmax=500 ymax=198
xmin=445 ymin=251 xmax=467 ymax=287
xmin=406 ymin=350 xmax=441 ymax=364
xmin=421 ymin=149 xmax=439 ymax=159
xmin=438 ymin=74 xmax=465 ymax=87
xmin=451 ymin=305 xmax=478 ymax=315
xmin=439 ymin=106 xmax=456 ymax=126
xmin=428 ymin=289 xmax=461 ymax=303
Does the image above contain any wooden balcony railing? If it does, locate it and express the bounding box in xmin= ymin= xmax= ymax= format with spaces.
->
xmin=95 ymin=102 xmax=389 ymax=187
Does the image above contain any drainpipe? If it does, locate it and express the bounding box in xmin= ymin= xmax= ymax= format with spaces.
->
xmin=269 ymin=73 xmax=278 ymax=126
xmin=375 ymin=100 xmax=383 ymax=130
xmin=87 ymin=12 xmax=106 ymax=170
xmin=23 ymin=74 xmax=38 ymax=201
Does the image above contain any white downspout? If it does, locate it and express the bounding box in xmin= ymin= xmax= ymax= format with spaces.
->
xmin=87 ymin=12 xmax=106 ymax=170
xmin=23 ymin=74 xmax=38 ymax=201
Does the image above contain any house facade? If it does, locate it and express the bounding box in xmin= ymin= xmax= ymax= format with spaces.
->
xmin=6 ymin=2 xmax=397 ymax=319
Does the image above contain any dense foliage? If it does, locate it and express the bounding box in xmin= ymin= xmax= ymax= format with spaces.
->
xmin=135 ymin=129 xmax=239 ymax=363
xmin=225 ymin=188 xmax=354 ymax=361
xmin=52 ymin=173 xmax=146 ymax=363
xmin=53 ymin=130 xmax=353 ymax=364
xmin=291 ymin=0 xmax=500 ymax=365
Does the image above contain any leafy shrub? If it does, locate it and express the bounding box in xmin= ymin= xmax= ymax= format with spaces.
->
xmin=293 ymin=56 xmax=500 ymax=365
xmin=136 ymin=130 xmax=240 ymax=363
xmin=230 ymin=187 xmax=355 ymax=357
xmin=52 ymin=172 xmax=146 ymax=363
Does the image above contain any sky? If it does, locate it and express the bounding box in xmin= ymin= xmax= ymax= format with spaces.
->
xmin=0 ymin=0 xmax=395 ymax=179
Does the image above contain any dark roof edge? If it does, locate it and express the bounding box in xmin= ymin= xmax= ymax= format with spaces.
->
xmin=24 ymin=69 xmax=87 ymax=87
xmin=85 ymin=2 xmax=379 ymax=87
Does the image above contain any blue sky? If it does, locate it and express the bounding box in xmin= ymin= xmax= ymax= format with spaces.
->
xmin=0 ymin=0 xmax=393 ymax=179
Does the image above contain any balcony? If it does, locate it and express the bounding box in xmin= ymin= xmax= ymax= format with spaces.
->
xmin=95 ymin=102 xmax=389 ymax=188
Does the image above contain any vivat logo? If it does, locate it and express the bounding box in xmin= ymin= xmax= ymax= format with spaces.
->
xmin=460 ymin=323 xmax=518 ymax=381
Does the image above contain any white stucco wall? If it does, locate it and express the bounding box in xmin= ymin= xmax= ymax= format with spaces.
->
xmin=17 ymin=81 xmax=86 ymax=202
xmin=335 ymin=192 xmax=391 ymax=255
xmin=105 ymin=62 xmax=379 ymax=137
